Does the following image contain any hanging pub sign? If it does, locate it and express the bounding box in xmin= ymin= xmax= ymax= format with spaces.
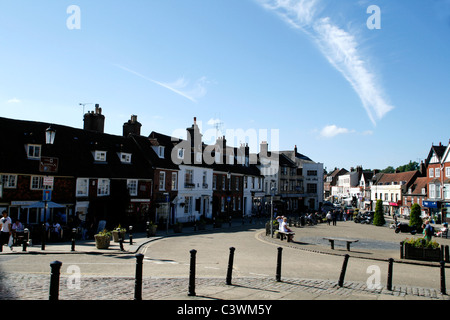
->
xmin=40 ymin=157 xmax=59 ymax=173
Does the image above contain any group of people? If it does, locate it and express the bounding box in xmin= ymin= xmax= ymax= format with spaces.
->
xmin=325 ymin=211 xmax=338 ymax=226
xmin=423 ymin=220 xmax=448 ymax=241
xmin=0 ymin=210 xmax=27 ymax=248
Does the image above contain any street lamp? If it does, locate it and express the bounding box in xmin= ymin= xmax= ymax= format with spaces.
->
xmin=45 ymin=125 xmax=56 ymax=145
xmin=270 ymin=183 xmax=277 ymax=238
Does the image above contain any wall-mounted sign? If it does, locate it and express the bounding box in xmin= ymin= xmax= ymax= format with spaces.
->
xmin=40 ymin=157 xmax=59 ymax=173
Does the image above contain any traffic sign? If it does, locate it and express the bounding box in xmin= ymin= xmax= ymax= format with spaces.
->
xmin=43 ymin=190 xmax=52 ymax=202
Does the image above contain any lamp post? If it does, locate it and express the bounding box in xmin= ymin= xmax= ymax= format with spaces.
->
xmin=164 ymin=192 xmax=170 ymax=235
xmin=270 ymin=183 xmax=277 ymax=238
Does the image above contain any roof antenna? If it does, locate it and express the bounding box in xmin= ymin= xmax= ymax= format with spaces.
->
xmin=79 ymin=103 xmax=94 ymax=115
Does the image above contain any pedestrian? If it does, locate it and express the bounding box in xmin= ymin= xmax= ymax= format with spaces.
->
xmin=332 ymin=210 xmax=337 ymax=226
xmin=423 ymin=220 xmax=433 ymax=242
xmin=0 ymin=211 xmax=12 ymax=248
xmin=326 ymin=211 xmax=332 ymax=226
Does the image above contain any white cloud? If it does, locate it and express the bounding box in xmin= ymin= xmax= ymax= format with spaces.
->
xmin=7 ymin=98 xmax=21 ymax=103
xmin=320 ymin=125 xmax=352 ymax=138
xmin=256 ymin=0 xmax=394 ymax=125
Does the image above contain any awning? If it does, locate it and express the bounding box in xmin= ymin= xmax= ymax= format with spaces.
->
xmin=24 ymin=201 xmax=65 ymax=209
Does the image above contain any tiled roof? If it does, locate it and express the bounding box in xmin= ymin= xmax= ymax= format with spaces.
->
xmin=408 ymin=177 xmax=428 ymax=195
xmin=0 ymin=117 xmax=153 ymax=179
xmin=376 ymin=170 xmax=418 ymax=185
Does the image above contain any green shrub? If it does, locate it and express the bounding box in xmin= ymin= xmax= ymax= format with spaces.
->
xmin=409 ymin=203 xmax=423 ymax=228
xmin=373 ymin=199 xmax=386 ymax=226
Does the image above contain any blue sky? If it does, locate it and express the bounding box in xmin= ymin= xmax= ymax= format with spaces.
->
xmin=1 ymin=0 xmax=449 ymax=172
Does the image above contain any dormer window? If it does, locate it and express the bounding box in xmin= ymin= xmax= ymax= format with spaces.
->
xmin=152 ymin=146 xmax=165 ymax=158
xmin=119 ymin=152 xmax=132 ymax=163
xmin=26 ymin=144 xmax=41 ymax=159
xmin=94 ymin=151 xmax=107 ymax=162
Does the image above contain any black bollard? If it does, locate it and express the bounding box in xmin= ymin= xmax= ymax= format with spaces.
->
xmin=440 ymin=261 xmax=446 ymax=295
xmin=188 ymin=249 xmax=197 ymax=296
xmin=400 ymin=242 xmax=404 ymax=259
xmin=41 ymin=223 xmax=46 ymax=251
xmin=338 ymin=254 xmax=350 ymax=287
xmin=49 ymin=261 xmax=63 ymax=300
xmin=118 ymin=231 xmax=124 ymax=251
xmin=129 ymin=226 xmax=133 ymax=245
xmin=71 ymin=228 xmax=76 ymax=252
xmin=445 ymin=245 xmax=449 ymax=263
xmin=134 ymin=254 xmax=144 ymax=300
xmin=226 ymin=247 xmax=236 ymax=285
xmin=276 ymin=247 xmax=283 ymax=282
xmin=387 ymin=258 xmax=394 ymax=291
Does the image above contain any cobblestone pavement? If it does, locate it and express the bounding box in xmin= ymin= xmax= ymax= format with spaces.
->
xmin=0 ymin=272 xmax=448 ymax=300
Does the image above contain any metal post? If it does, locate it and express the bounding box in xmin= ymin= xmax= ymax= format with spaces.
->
xmin=129 ymin=226 xmax=133 ymax=245
xmin=134 ymin=254 xmax=144 ymax=300
xmin=71 ymin=228 xmax=76 ymax=252
xmin=445 ymin=245 xmax=449 ymax=263
xmin=226 ymin=247 xmax=235 ymax=285
xmin=146 ymin=221 xmax=150 ymax=238
xmin=276 ymin=247 xmax=283 ymax=282
xmin=387 ymin=258 xmax=394 ymax=291
xmin=440 ymin=261 xmax=446 ymax=295
xmin=188 ymin=249 xmax=197 ymax=296
xmin=41 ymin=223 xmax=46 ymax=251
xmin=22 ymin=229 xmax=29 ymax=252
xmin=338 ymin=254 xmax=350 ymax=287
xmin=118 ymin=229 xmax=124 ymax=251
xmin=400 ymin=241 xmax=404 ymax=259
xmin=49 ymin=261 xmax=62 ymax=300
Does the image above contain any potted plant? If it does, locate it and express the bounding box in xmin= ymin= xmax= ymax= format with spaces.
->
xmin=173 ymin=221 xmax=183 ymax=233
xmin=403 ymin=237 xmax=441 ymax=262
xmin=147 ymin=221 xmax=158 ymax=237
xmin=94 ymin=229 xmax=111 ymax=249
xmin=112 ymin=225 xmax=126 ymax=242
xmin=197 ymin=218 xmax=207 ymax=230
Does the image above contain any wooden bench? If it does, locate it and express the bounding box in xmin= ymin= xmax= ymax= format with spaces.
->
xmin=279 ymin=231 xmax=295 ymax=242
xmin=323 ymin=237 xmax=359 ymax=251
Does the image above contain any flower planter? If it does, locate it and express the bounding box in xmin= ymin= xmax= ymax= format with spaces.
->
xmin=197 ymin=222 xmax=206 ymax=230
xmin=94 ymin=235 xmax=111 ymax=249
xmin=148 ymin=225 xmax=157 ymax=236
xmin=112 ymin=230 xmax=126 ymax=242
xmin=404 ymin=243 xmax=441 ymax=262
xmin=173 ymin=224 xmax=183 ymax=233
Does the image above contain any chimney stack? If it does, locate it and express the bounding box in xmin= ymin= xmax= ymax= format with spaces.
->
xmin=123 ymin=115 xmax=142 ymax=137
xmin=83 ymin=104 xmax=105 ymax=133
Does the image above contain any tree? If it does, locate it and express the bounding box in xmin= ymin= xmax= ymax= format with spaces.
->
xmin=373 ymin=199 xmax=386 ymax=226
xmin=409 ymin=203 xmax=422 ymax=227
xmin=381 ymin=166 xmax=395 ymax=173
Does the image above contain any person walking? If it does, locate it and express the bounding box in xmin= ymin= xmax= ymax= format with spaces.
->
xmin=326 ymin=211 xmax=332 ymax=226
xmin=0 ymin=211 xmax=12 ymax=248
xmin=332 ymin=210 xmax=337 ymax=226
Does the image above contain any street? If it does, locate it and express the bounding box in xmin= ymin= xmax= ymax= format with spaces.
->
xmin=0 ymin=219 xmax=449 ymax=300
